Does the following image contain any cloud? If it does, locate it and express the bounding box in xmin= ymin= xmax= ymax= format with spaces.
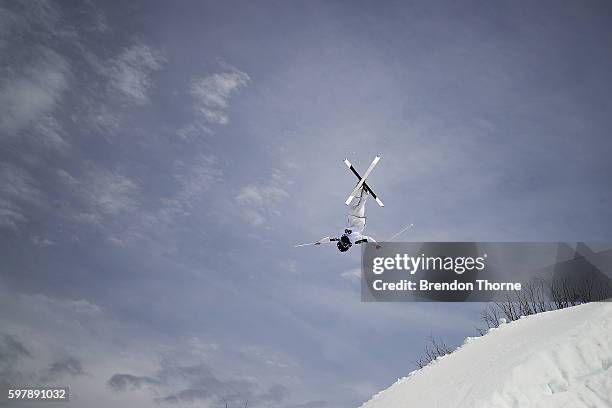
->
xmin=0 ymin=335 xmax=31 ymax=358
xmin=149 ymin=155 xmax=222 ymax=233
xmin=47 ymin=356 xmax=84 ymax=379
xmin=0 ymin=199 xmax=27 ymax=229
xmin=109 ymin=44 xmax=165 ymax=105
xmin=25 ymin=295 xmax=102 ymax=316
xmin=56 ymin=155 xmax=219 ymax=246
xmin=52 ymin=166 xmax=143 ymax=244
xmin=191 ymin=68 xmax=250 ymax=125
xmin=32 ymin=114 xmax=70 ymax=152
xmin=0 ymin=280 xmax=346 ymax=408
xmin=0 ymin=0 xmax=67 ymax=135
xmin=0 ymin=285 xmax=118 ymax=391
xmin=0 ymin=334 xmax=32 ymax=384
xmin=31 ymin=235 xmax=56 ymax=247
xmin=0 ymin=47 xmax=69 ymax=136
xmin=236 ymin=170 xmax=290 ymax=227
xmin=0 ymin=0 xmax=62 ymax=55
xmin=279 ymin=259 xmax=300 ymax=275
xmin=109 ymin=361 xmax=287 ymax=407
xmin=0 ymin=5 xmax=17 ymax=52
xmin=108 ymin=373 xmax=161 ymax=391
xmin=236 ymin=184 xmax=289 ymax=226
xmin=175 ymin=155 xmax=222 ymax=209
xmin=340 ymin=268 xmax=361 ymax=284
xmin=87 ymin=168 xmax=139 ymax=215
xmin=0 ymin=163 xmax=42 ymax=229
xmin=57 ymin=166 xmax=139 ymax=229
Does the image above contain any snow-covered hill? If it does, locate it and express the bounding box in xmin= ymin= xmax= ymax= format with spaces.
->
xmin=360 ymin=302 xmax=612 ymax=408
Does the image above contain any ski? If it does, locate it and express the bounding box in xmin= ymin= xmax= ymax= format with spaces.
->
xmin=345 ymin=155 xmax=380 ymax=205
xmin=344 ymin=159 xmax=384 ymax=207
xmin=386 ymin=223 xmax=413 ymax=241
xmin=294 ymin=237 xmax=332 ymax=247
xmin=344 ymin=156 xmax=384 ymax=206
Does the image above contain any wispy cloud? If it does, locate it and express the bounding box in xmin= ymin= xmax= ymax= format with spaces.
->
xmin=56 ymin=166 xmax=140 ymax=236
xmin=31 ymin=236 xmax=56 ymax=247
xmin=174 ymin=155 xmax=222 ymax=209
xmin=0 ymin=279 xmax=304 ymax=408
xmin=236 ymin=170 xmax=290 ymax=227
xmin=236 ymin=184 xmax=289 ymax=227
xmin=340 ymin=268 xmax=361 ymax=284
xmin=109 ymin=361 xmax=287 ymax=407
xmin=0 ymin=163 xmax=42 ymax=229
xmin=24 ymin=294 xmax=102 ymax=317
xmin=0 ymin=0 xmax=70 ymax=141
xmin=0 ymin=0 xmax=62 ymax=53
xmin=0 ymin=334 xmax=32 ymax=384
xmin=0 ymin=199 xmax=27 ymax=230
xmin=108 ymin=373 xmax=160 ymax=391
xmin=46 ymin=356 xmax=84 ymax=379
xmin=86 ymin=169 xmax=139 ymax=216
xmin=32 ymin=114 xmax=70 ymax=152
xmin=109 ymin=44 xmax=165 ymax=105
xmin=190 ymin=68 xmax=250 ymax=126
xmin=153 ymin=154 xmax=222 ymax=228
xmin=0 ymin=48 xmax=69 ymax=137
xmin=0 ymin=284 xmax=104 ymax=390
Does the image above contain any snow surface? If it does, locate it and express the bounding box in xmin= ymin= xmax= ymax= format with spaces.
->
xmin=360 ymin=302 xmax=612 ymax=408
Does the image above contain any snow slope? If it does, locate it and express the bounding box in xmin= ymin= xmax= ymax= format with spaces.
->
xmin=360 ymin=302 xmax=612 ymax=408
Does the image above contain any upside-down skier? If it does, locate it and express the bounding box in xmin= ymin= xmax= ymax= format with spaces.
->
xmin=295 ymin=156 xmax=386 ymax=252
xmin=319 ymin=186 xmax=377 ymax=252
xmin=294 ymin=156 xmax=413 ymax=251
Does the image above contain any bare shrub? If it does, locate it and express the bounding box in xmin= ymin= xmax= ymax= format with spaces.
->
xmin=414 ymin=334 xmax=453 ymax=369
xmin=477 ymin=276 xmax=611 ymax=335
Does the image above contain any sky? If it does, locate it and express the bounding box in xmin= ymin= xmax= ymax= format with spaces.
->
xmin=1 ymin=1 xmax=612 ymax=407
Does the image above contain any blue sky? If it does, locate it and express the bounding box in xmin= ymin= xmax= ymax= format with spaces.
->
xmin=1 ymin=1 xmax=612 ymax=407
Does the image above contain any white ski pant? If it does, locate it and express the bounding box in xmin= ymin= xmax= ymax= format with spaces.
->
xmin=346 ymin=187 xmax=368 ymax=235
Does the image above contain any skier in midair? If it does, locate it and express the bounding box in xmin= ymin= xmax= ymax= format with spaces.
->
xmin=295 ymin=156 xmax=399 ymax=251
xmin=320 ymin=186 xmax=377 ymax=252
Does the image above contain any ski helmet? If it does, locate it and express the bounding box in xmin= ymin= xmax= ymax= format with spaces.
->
xmin=337 ymin=235 xmax=352 ymax=252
